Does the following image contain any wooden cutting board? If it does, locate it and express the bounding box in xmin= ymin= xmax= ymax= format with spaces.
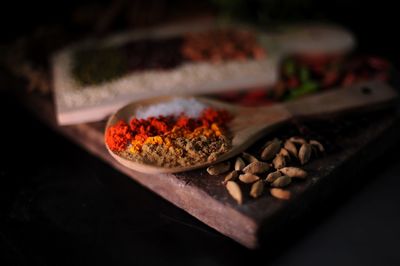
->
xmin=17 ymin=88 xmax=400 ymax=248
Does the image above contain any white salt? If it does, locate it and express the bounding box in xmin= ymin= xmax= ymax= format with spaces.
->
xmin=135 ymin=97 xmax=207 ymax=119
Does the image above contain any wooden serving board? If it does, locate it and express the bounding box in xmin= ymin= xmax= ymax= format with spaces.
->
xmin=17 ymin=90 xmax=400 ymax=248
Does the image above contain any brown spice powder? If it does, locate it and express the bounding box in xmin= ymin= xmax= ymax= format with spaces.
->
xmin=119 ymin=134 xmax=231 ymax=168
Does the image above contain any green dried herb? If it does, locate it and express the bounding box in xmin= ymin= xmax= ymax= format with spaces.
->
xmin=287 ymin=80 xmax=319 ymax=100
xmin=283 ymin=59 xmax=295 ymax=77
xmin=72 ymin=47 xmax=127 ymax=86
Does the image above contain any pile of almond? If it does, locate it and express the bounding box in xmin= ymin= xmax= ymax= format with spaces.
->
xmin=207 ymin=137 xmax=325 ymax=204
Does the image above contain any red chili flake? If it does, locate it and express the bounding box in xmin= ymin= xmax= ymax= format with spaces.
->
xmin=342 ymin=73 xmax=356 ymax=86
xmin=244 ymin=89 xmax=268 ymax=100
xmin=105 ymin=120 xmax=132 ymax=151
xmin=175 ymin=116 xmax=200 ymax=130
xmin=106 ymin=107 xmax=232 ymax=152
xmin=322 ymin=71 xmax=339 ymax=87
xmin=201 ymin=108 xmax=231 ymax=127
xmin=287 ymin=77 xmax=300 ymax=89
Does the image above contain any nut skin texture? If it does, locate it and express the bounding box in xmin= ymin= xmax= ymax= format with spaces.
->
xmin=270 ymin=188 xmax=291 ymax=200
xmin=284 ymin=140 xmax=298 ymax=158
xmin=223 ymin=170 xmax=239 ymax=184
xmin=243 ymin=161 xmax=270 ymax=174
xmin=289 ymin=136 xmax=307 ymax=145
xmin=310 ymin=139 xmax=325 ymax=153
xmin=273 ymin=155 xmax=286 ymax=169
xmin=266 ymin=171 xmax=282 ymax=183
xmin=234 ymin=157 xmax=246 ymax=171
xmin=279 ymin=167 xmax=307 ymax=178
xmin=226 ymin=181 xmax=243 ymax=204
xmin=261 ymin=140 xmax=282 ymax=161
xmin=239 ymin=173 xmax=260 ymax=184
xmin=299 ymin=143 xmax=312 ymax=165
xmin=271 ymin=175 xmax=292 ymax=188
xmin=250 ymin=180 xmax=264 ymax=198
xmin=278 ymin=148 xmax=290 ymax=159
xmin=207 ymin=161 xmax=231 ymax=175
xmin=242 ymin=152 xmax=259 ymax=163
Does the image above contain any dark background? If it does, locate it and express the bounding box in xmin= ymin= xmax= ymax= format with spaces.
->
xmin=0 ymin=0 xmax=399 ymax=63
xmin=1 ymin=1 xmax=400 ymax=265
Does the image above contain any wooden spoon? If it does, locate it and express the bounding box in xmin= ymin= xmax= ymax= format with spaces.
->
xmin=105 ymin=80 xmax=397 ymax=174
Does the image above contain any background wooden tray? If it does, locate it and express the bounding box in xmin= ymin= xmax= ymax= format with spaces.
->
xmin=52 ymin=21 xmax=354 ymax=125
xmin=17 ymin=90 xmax=400 ymax=248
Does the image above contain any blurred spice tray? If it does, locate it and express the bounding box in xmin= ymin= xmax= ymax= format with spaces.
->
xmin=52 ymin=20 xmax=354 ymax=125
xmin=15 ymin=85 xmax=400 ymax=248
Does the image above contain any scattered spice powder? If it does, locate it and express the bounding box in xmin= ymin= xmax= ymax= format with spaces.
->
xmin=73 ymin=29 xmax=266 ymax=86
xmin=105 ymin=102 xmax=232 ymax=168
xmin=182 ymin=29 xmax=266 ymax=63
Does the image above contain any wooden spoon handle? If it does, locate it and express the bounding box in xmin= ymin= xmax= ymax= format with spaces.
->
xmin=282 ymin=80 xmax=397 ymax=118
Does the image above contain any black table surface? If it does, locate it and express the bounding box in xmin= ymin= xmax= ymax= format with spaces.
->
xmin=1 ymin=91 xmax=400 ymax=266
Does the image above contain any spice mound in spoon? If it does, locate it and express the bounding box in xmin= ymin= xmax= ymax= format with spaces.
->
xmin=105 ymin=98 xmax=232 ymax=168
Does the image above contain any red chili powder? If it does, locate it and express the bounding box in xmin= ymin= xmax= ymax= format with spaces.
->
xmin=105 ymin=120 xmax=132 ymax=151
xmin=105 ymin=108 xmax=231 ymax=152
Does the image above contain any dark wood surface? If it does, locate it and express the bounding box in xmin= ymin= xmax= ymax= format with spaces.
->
xmin=15 ymin=89 xmax=400 ymax=248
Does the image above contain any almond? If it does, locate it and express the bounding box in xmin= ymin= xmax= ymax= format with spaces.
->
xmin=226 ymin=181 xmax=243 ymax=204
xmin=270 ymin=188 xmax=291 ymax=200
xmin=279 ymin=167 xmax=307 ymax=179
xmin=250 ymin=180 xmax=264 ymax=198
xmin=243 ymin=161 xmax=270 ymax=174
xmin=239 ymin=173 xmax=260 ymax=184
xmin=299 ymin=143 xmax=312 ymax=165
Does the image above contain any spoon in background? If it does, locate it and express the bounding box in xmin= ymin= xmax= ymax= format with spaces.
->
xmin=105 ymin=80 xmax=397 ymax=174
